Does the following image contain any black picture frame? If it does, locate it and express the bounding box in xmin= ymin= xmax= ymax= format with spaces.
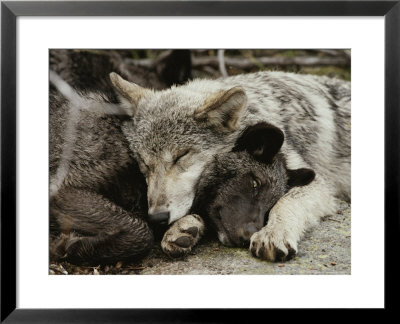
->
xmin=1 ymin=0 xmax=398 ymax=321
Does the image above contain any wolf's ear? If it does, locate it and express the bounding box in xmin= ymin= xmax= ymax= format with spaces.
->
xmin=109 ymin=72 xmax=151 ymax=116
xmin=194 ymin=87 xmax=246 ymax=132
xmin=287 ymin=168 xmax=315 ymax=188
xmin=233 ymin=122 xmax=284 ymax=163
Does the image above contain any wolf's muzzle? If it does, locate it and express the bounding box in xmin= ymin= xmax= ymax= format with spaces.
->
xmin=148 ymin=211 xmax=170 ymax=225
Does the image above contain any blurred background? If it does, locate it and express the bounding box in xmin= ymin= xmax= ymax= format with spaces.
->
xmin=51 ymin=49 xmax=351 ymax=90
xmin=119 ymin=49 xmax=350 ymax=80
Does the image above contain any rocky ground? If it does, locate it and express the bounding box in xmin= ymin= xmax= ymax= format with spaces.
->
xmin=50 ymin=201 xmax=350 ymax=275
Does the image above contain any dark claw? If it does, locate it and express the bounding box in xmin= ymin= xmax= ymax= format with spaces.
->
xmin=258 ymin=246 xmax=266 ymax=259
xmin=168 ymin=249 xmax=185 ymax=258
xmin=65 ymin=237 xmax=81 ymax=251
xmin=275 ymin=248 xmax=286 ymax=262
xmin=287 ymin=247 xmax=297 ymax=260
xmin=173 ymin=236 xmax=191 ymax=248
xmin=192 ymin=214 xmax=202 ymax=222
xmin=64 ymin=238 xmax=85 ymax=260
xmin=184 ymin=226 xmax=199 ymax=238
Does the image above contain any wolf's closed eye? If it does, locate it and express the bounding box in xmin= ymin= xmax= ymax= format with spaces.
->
xmin=136 ymin=155 xmax=150 ymax=175
xmin=174 ymin=150 xmax=190 ymax=165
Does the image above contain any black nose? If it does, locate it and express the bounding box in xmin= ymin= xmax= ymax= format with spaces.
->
xmin=148 ymin=212 xmax=170 ymax=225
xmin=239 ymin=237 xmax=250 ymax=248
xmin=238 ymin=223 xmax=258 ymax=246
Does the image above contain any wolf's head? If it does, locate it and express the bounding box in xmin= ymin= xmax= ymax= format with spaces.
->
xmin=110 ymin=73 xmax=247 ymax=224
xmin=191 ymin=123 xmax=315 ymax=247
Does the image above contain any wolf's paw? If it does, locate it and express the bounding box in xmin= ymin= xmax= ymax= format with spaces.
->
xmin=64 ymin=234 xmax=85 ymax=256
xmin=161 ymin=214 xmax=205 ymax=258
xmin=249 ymin=227 xmax=297 ymax=262
xmin=50 ymin=233 xmax=71 ymax=260
xmin=50 ymin=232 xmax=86 ymax=262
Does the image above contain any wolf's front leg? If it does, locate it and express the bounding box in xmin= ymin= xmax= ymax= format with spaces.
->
xmin=250 ymin=177 xmax=336 ymax=262
xmin=161 ymin=214 xmax=205 ymax=258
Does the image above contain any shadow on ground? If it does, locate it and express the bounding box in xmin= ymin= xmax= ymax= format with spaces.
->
xmin=51 ymin=201 xmax=350 ymax=275
xmin=138 ymin=201 xmax=350 ymax=275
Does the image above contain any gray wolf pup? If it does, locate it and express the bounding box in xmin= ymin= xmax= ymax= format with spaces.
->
xmin=110 ymin=71 xmax=351 ymax=262
xmin=50 ymin=50 xmax=191 ymax=265
xmin=191 ymin=123 xmax=315 ymax=259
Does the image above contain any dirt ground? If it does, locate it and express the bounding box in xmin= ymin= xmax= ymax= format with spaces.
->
xmin=50 ymin=200 xmax=350 ymax=275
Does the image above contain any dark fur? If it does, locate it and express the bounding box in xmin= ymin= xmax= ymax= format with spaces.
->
xmin=49 ymin=50 xmax=191 ymax=265
xmin=191 ymin=123 xmax=315 ymax=247
xmin=50 ymin=49 xmax=192 ymax=97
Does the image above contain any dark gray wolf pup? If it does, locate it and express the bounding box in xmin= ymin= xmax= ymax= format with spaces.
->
xmin=49 ymin=50 xmax=191 ymax=265
xmin=191 ymin=123 xmax=315 ymax=261
xmin=110 ymin=70 xmax=350 ymax=262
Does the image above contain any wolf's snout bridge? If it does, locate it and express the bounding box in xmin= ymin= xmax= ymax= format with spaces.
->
xmin=148 ymin=212 xmax=170 ymax=225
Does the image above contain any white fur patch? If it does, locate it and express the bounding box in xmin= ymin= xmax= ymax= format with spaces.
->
xmin=165 ymin=158 xmax=211 ymax=223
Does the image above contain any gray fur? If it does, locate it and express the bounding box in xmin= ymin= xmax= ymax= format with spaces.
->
xmin=112 ymin=70 xmax=351 ymax=261
xmin=49 ymin=50 xmax=192 ymax=265
xmin=49 ymin=87 xmax=153 ymax=265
